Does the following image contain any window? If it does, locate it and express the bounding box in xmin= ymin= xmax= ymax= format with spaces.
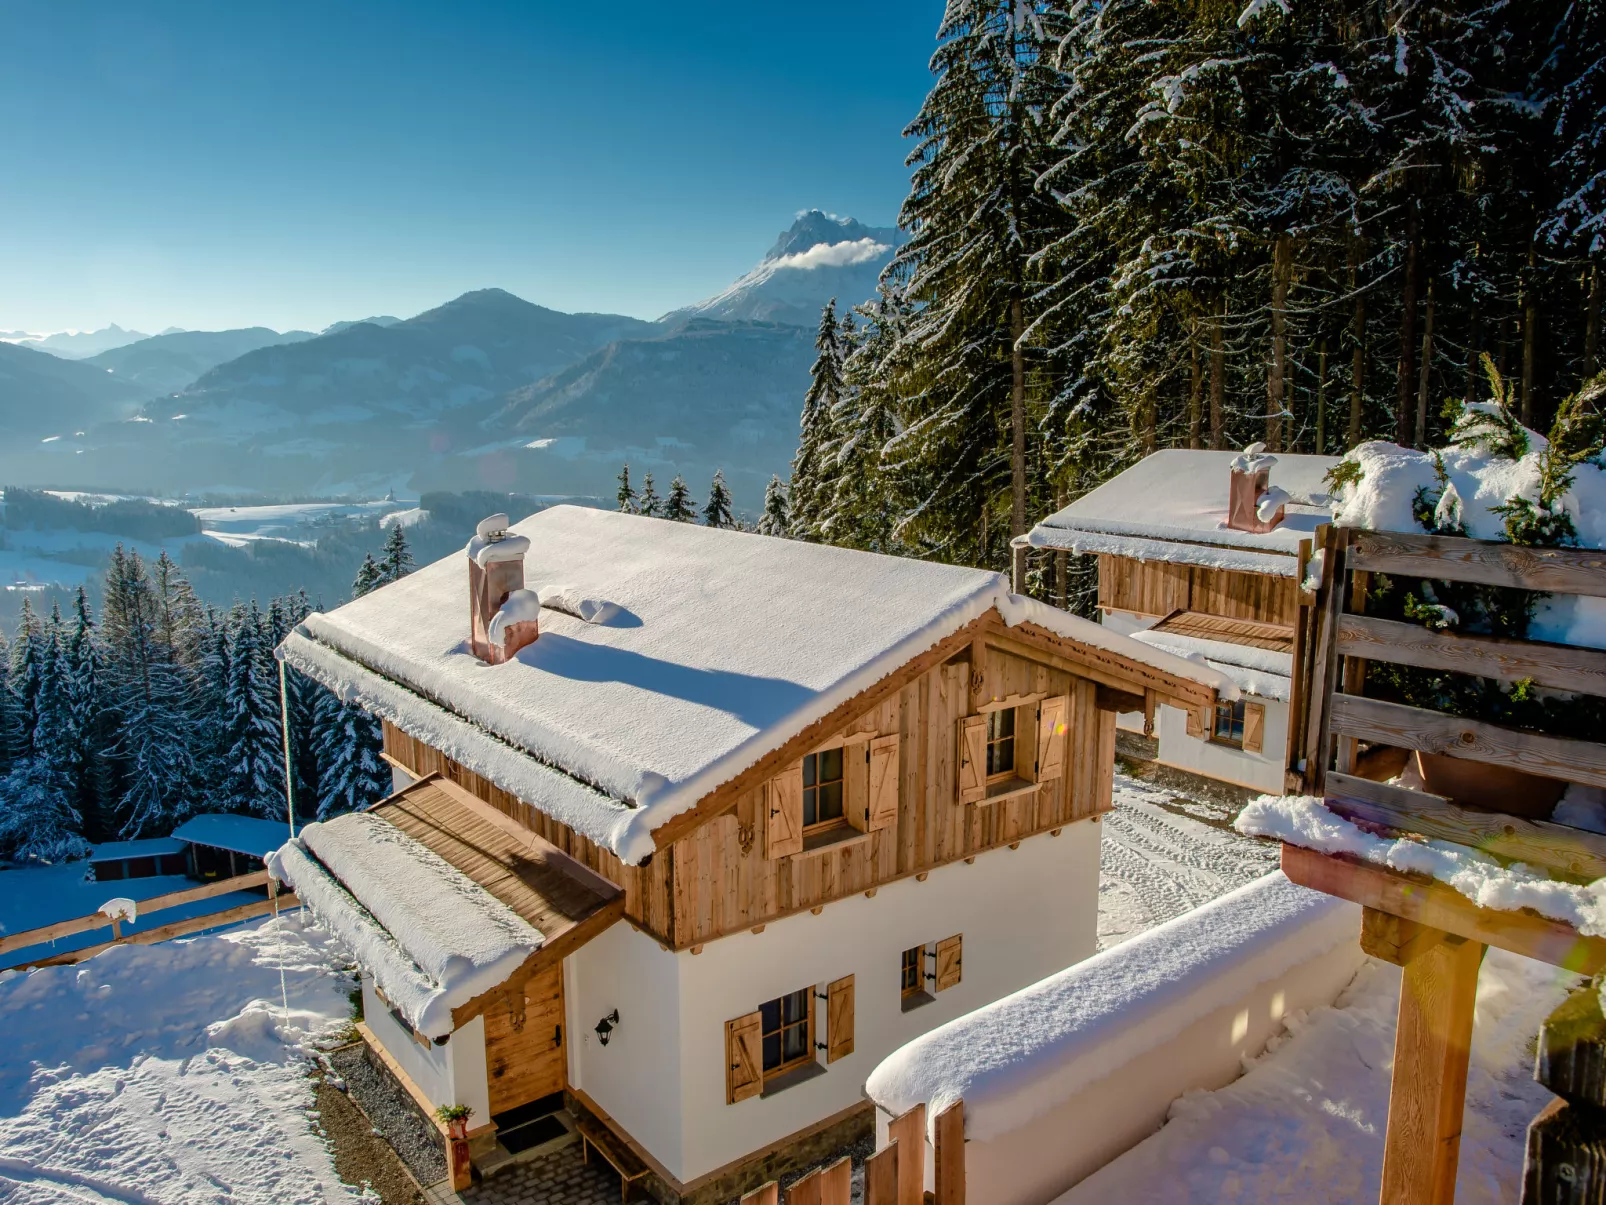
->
xmin=760 ymin=987 xmax=813 ymax=1076
xmin=985 ymin=708 xmax=1016 ymax=778
xmin=802 ymin=748 xmax=845 ymax=830
xmin=901 ymin=946 xmax=925 ymax=997
xmin=1213 ymin=699 xmax=1246 ymax=746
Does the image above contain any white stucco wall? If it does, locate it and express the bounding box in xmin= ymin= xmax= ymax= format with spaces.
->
xmin=567 ymin=919 xmax=686 ymax=1169
xmin=1154 ymin=697 xmax=1289 ymax=793
xmin=568 ymin=820 xmax=1101 ymax=1185
xmin=362 ymin=978 xmax=490 ymax=1122
xmin=364 ymin=977 xmax=452 ymax=1106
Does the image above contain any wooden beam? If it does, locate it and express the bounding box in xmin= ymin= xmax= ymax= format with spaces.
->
xmin=1361 ymin=907 xmax=1446 ymax=966
xmin=1378 ymin=935 xmax=1484 ymax=1205
xmin=1280 ymin=843 xmax=1606 ymax=973
xmin=1093 ymin=684 xmax=1144 ymax=715
xmin=449 ymin=892 xmax=625 ymax=1027
xmin=23 ymin=894 xmax=300 ymax=968
xmin=991 ymin=619 xmax=1218 ymax=714
xmin=1303 ymin=525 xmax=1347 ymax=796
xmin=1347 ymin=529 xmax=1606 ymax=597
xmin=933 ymin=1100 xmax=965 ymax=1205
xmin=1329 ymin=693 xmax=1606 ymax=789
xmin=1337 ymin=612 xmax=1606 ymax=695
xmin=0 ymin=869 xmax=274 ymax=957
xmin=1327 ymin=772 xmax=1606 ymax=882
xmin=649 ymin=619 xmax=994 ymax=851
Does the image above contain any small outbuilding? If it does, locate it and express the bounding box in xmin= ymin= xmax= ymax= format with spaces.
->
xmin=87 ymin=836 xmax=190 ymax=882
xmin=172 ymin=814 xmax=291 ymax=880
xmin=1023 ymin=448 xmax=1338 ymax=793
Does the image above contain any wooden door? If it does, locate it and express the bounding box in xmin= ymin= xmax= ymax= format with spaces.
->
xmin=484 ymin=964 xmax=565 ymax=1115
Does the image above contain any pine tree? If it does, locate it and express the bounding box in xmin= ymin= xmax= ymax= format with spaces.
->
xmin=616 ymin=463 xmax=638 ymax=513
xmin=379 ymin=523 xmax=415 ymax=584
xmin=790 ymin=300 xmax=845 ymax=538
xmin=663 ymin=475 xmax=696 ymax=522
xmin=220 ymin=602 xmax=287 ymax=820
xmin=702 ymin=470 xmax=734 ymax=528
xmin=310 ymin=685 xmax=388 ymax=819
xmin=352 ymin=552 xmax=383 ymax=599
xmin=64 ymin=587 xmax=110 ymax=841
xmin=8 ymin=600 xmax=43 ymax=759
xmin=757 ymin=475 xmax=791 ymax=537
xmin=0 ymin=757 xmax=88 ymax=864
xmin=637 ymin=472 xmax=662 ymax=518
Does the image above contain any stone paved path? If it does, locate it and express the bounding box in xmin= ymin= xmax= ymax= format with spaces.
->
xmin=424 ymin=1142 xmax=624 ymax=1205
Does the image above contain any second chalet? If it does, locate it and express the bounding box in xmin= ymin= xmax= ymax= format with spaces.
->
xmin=1023 ymin=447 xmax=1337 ymax=794
xmin=270 ymin=505 xmax=1232 ymax=1203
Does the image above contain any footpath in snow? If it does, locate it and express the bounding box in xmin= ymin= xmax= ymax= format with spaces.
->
xmin=1097 ymin=770 xmax=1279 ymax=949
xmin=0 ymin=913 xmax=364 ymax=1205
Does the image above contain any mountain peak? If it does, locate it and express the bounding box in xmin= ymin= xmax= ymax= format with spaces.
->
xmin=765 ymin=211 xmax=897 ymax=262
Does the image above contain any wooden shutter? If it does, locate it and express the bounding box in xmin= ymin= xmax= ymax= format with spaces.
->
xmin=866 ymin=735 xmax=900 ymax=831
xmin=1243 ymin=702 xmax=1266 ymax=753
xmin=1186 ymin=707 xmax=1205 ymax=739
xmin=957 ymin=716 xmax=987 ymax=803
xmin=725 ymin=1010 xmax=763 ymax=1104
xmin=765 ymin=765 xmax=804 ymax=859
xmin=826 ymin=974 xmax=855 ymax=1063
xmin=934 ymin=934 xmax=963 ymax=992
xmin=1035 ymin=696 xmax=1067 ymax=782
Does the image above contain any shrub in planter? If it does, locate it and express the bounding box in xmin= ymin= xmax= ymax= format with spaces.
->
xmin=1326 ymin=360 xmax=1606 ymax=815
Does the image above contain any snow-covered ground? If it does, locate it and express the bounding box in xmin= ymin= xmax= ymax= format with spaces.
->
xmin=192 ymin=499 xmax=414 ymax=548
xmin=1098 ymin=771 xmax=1279 ymax=949
xmin=1066 ymin=949 xmax=1573 ymax=1204
xmin=0 ymin=913 xmax=363 ymax=1204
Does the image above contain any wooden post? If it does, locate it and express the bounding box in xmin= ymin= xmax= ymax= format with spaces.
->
xmin=887 ymin=1104 xmax=927 ymax=1205
xmin=1379 ymin=934 xmax=1485 ymax=1205
xmin=865 ymin=1143 xmax=899 ymax=1205
xmin=741 ymin=1183 xmax=779 ymax=1205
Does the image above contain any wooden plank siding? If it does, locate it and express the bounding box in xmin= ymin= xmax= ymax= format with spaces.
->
xmin=383 ymin=634 xmax=1120 ymax=952
xmin=1098 ymin=552 xmax=1298 ymax=627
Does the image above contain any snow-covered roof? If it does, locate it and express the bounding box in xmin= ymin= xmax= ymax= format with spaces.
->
xmin=1131 ymin=630 xmax=1293 ymax=702
xmin=279 ymin=506 xmax=1236 ymax=865
xmin=266 ymin=776 xmax=621 ymax=1039
xmin=1025 ymin=450 xmax=1339 ymax=572
xmin=87 ymin=836 xmax=188 ymax=863
xmin=864 ymin=872 xmax=1358 ymax=1144
xmin=172 ymin=814 xmax=290 ymax=860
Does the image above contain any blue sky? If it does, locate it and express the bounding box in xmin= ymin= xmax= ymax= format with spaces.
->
xmin=0 ymin=1 xmax=938 ymax=333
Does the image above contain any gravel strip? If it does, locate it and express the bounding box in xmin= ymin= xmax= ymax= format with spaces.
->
xmin=330 ymin=1042 xmax=449 ymax=1187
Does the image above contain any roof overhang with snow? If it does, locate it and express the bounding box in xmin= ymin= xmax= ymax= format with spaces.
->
xmin=1025 ymin=450 xmax=1340 ymax=576
xmin=267 ymin=775 xmax=622 ymax=1040
xmin=279 ymin=506 xmax=1236 ymax=865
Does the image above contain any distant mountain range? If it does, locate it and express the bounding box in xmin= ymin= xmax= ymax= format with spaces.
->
xmin=2 ymin=324 xmax=151 ymax=359
xmin=0 ymin=211 xmax=899 ymax=506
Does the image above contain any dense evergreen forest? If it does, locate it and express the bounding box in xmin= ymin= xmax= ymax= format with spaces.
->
xmin=786 ymin=0 xmax=1606 ymax=602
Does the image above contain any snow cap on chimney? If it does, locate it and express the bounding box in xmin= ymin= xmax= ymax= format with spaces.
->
xmin=487 ymin=587 xmax=542 ymax=662
xmin=1226 ymin=442 xmax=1285 ymax=534
xmin=467 ymin=513 xmax=531 ymax=661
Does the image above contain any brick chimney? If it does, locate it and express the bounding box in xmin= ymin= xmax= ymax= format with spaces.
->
xmin=467 ymin=513 xmax=532 ymax=662
xmin=1226 ymin=444 xmax=1285 ymax=534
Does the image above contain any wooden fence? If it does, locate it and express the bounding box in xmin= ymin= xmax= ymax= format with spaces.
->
xmin=1290 ymin=525 xmax=1606 ymax=1205
xmin=740 ymin=1101 xmax=964 ymax=1205
xmin=0 ymin=869 xmax=298 ymax=968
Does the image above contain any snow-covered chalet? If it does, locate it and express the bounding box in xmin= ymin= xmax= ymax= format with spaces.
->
xmin=1023 ymin=448 xmax=1337 ymax=794
xmin=270 ymin=505 xmax=1232 ymax=1202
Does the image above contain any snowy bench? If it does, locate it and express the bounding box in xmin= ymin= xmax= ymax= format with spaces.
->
xmin=864 ymin=871 xmax=1365 ymax=1205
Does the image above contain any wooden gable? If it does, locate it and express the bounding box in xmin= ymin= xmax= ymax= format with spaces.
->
xmin=382 ymin=605 xmax=1219 ymax=952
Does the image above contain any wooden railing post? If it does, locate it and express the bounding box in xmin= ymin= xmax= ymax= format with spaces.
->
xmin=934 ymin=1100 xmax=965 ymax=1205
xmin=740 ymin=1182 xmax=778 ymax=1205
xmin=886 ymin=1104 xmax=927 ymax=1205
xmin=1379 ymin=935 xmax=1484 ymax=1205
xmin=818 ymin=1156 xmax=851 ymax=1205
xmin=784 ymin=1166 xmax=821 ymax=1205
xmin=865 ymin=1142 xmax=899 ymax=1205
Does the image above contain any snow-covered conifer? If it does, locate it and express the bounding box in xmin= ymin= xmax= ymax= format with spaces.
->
xmin=616 ymin=464 xmax=637 ymax=513
xmin=310 ymin=685 xmax=388 ymax=819
xmin=663 ymin=475 xmax=696 ymax=522
xmin=352 ymin=553 xmax=383 ymax=599
xmin=379 ymin=523 xmax=415 ymax=585
xmin=702 ymin=470 xmax=734 ymax=528
xmin=757 ymin=476 xmax=790 ymax=537
xmin=220 ymin=602 xmax=286 ymax=819
xmin=637 ymin=472 xmax=662 ymax=518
